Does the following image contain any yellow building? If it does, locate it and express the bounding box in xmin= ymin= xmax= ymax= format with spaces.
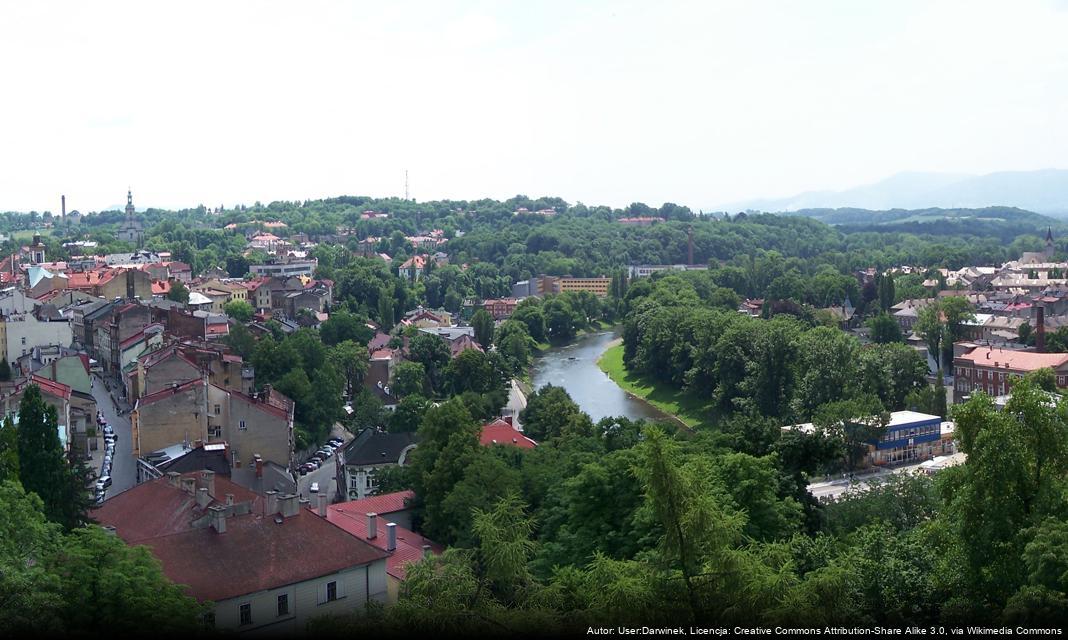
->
xmin=555 ymin=277 xmax=612 ymax=297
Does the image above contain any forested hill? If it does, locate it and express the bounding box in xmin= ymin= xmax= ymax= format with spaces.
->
xmin=771 ymin=206 xmax=1056 ymax=243
xmin=2 ymin=197 xmax=1063 ymax=277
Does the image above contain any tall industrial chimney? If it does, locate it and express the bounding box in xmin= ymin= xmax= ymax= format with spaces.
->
xmin=61 ymin=195 xmax=66 ymax=219
xmin=687 ymin=225 xmax=694 ymax=265
xmin=1037 ymin=305 xmax=1046 ymax=353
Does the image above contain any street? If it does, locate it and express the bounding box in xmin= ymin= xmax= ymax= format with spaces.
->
xmin=89 ymin=372 xmax=137 ymax=499
xmin=504 ymin=379 xmax=527 ymax=430
xmin=295 ymin=423 xmax=352 ymax=503
xmin=807 ymin=453 xmax=965 ymax=500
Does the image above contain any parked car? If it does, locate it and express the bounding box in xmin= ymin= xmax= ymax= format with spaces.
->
xmin=94 ymin=492 xmax=105 ymax=506
xmin=298 ymin=466 xmax=309 ymax=476
xmin=318 ymin=449 xmax=333 ymax=459
xmin=310 ymin=482 xmax=319 ymax=493
xmin=95 ymin=476 xmax=111 ymax=491
xmin=328 ymin=437 xmax=343 ymax=446
xmin=306 ymin=459 xmax=322 ymax=469
xmin=103 ymin=424 xmax=114 ymax=435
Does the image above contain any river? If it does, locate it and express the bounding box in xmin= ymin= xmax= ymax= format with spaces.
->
xmin=529 ymin=330 xmax=673 ymax=423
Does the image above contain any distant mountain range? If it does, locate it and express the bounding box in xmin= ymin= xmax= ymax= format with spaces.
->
xmin=718 ymin=169 xmax=1068 ymax=217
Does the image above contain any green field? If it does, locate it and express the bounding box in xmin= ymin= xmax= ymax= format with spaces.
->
xmin=10 ymin=229 xmax=52 ymax=241
xmin=597 ymin=343 xmax=713 ymax=430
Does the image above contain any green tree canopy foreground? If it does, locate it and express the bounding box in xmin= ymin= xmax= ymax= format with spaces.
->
xmin=0 ymin=480 xmax=205 ymax=634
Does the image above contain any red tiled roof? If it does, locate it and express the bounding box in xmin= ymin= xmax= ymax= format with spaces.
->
xmin=450 ymin=334 xmax=483 ymax=358
xmin=400 ymin=255 xmax=426 ymax=270
xmin=344 ymin=490 xmax=414 ymax=516
xmin=93 ymin=473 xmax=260 ymax=542
xmin=370 ymin=348 xmax=394 ymax=361
xmin=152 ymin=280 xmax=172 ymax=295
xmin=29 ymin=374 xmax=72 ymax=401
xmin=479 ymin=418 xmax=537 ymax=449
xmin=957 ymin=347 xmax=1068 ymax=372
xmin=324 ymin=502 xmax=441 ymax=580
xmin=95 ymin=476 xmax=387 ymax=603
xmin=205 ymin=322 xmax=229 ymax=336
xmin=65 ymin=268 xmax=119 ymax=289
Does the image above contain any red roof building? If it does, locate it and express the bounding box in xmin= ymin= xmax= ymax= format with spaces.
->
xmin=94 ymin=472 xmax=389 ymax=631
xmin=324 ymin=500 xmax=442 ymax=584
xmin=479 ymin=417 xmax=537 ymax=449
xmin=954 ymin=345 xmax=1068 ymax=397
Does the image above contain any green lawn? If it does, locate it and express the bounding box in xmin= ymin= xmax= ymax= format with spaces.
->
xmin=10 ymin=229 xmax=52 ymax=241
xmin=597 ymin=343 xmax=713 ymax=430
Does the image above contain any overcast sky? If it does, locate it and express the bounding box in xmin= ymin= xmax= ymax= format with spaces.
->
xmin=2 ymin=0 xmax=1066 ymax=213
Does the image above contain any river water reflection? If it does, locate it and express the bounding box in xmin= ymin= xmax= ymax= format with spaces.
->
xmin=529 ymin=330 xmax=673 ymax=423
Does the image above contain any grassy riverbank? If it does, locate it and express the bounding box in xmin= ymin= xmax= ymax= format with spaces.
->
xmin=597 ymin=343 xmax=712 ymax=430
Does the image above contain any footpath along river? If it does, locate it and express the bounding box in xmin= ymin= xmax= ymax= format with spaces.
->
xmin=529 ymin=329 xmax=674 ymax=423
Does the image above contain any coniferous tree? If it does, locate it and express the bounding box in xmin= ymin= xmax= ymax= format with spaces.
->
xmin=16 ymin=385 xmax=89 ymax=528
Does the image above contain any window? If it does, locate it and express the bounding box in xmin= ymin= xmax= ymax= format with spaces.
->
xmin=277 ymin=594 xmax=289 ymax=617
xmin=20 ymin=337 xmax=25 ymax=345
xmin=239 ymin=420 xmax=247 ymax=431
xmin=327 ymin=581 xmax=337 ymax=602
xmin=214 ymin=404 xmax=221 ymax=415
xmin=239 ymin=603 xmax=252 ymax=626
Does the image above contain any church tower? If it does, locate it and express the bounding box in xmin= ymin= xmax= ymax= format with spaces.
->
xmin=1046 ymin=226 xmax=1055 ymax=259
xmin=118 ymin=188 xmax=145 ymax=248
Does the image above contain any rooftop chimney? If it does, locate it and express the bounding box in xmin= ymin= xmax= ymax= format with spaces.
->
xmin=209 ymin=505 xmax=227 ymax=533
xmin=422 ymin=544 xmax=432 ymax=559
xmin=386 ymin=522 xmax=397 ymax=552
xmin=199 ymin=470 xmax=216 ymax=498
xmin=265 ymin=490 xmax=279 ymax=515
xmin=279 ymin=494 xmax=299 ymax=518
xmin=317 ymin=492 xmax=328 ymax=517
xmin=1037 ymin=305 xmax=1046 ymax=352
xmin=196 ymin=487 xmax=211 ymax=509
xmin=225 ymin=493 xmax=234 ymax=507
xmin=366 ymin=512 xmax=378 ymax=539
xmin=166 ymin=471 xmax=181 ymax=488
xmin=254 ymin=454 xmax=263 ymax=479
xmin=503 ymin=416 xmax=513 ymax=426
xmin=181 ymin=477 xmax=196 ymax=495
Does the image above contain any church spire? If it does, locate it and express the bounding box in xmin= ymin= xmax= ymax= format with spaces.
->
xmin=126 ymin=188 xmax=135 ymax=218
xmin=1047 ymin=226 xmax=1054 ymax=243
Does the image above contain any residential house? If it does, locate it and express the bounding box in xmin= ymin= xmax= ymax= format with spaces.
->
xmin=338 ymin=429 xmax=418 ymax=501
xmin=0 ymin=306 xmax=73 ymax=371
xmin=398 ymin=255 xmax=426 ymax=282
xmin=480 ymin=417 xmax=538 ymax=449
xmin=401 ymin=307 xmax=451 ymax=328
xmin=133 ymin=370 xmax=292 ymax=470
xmin=324 ymin=496 xmax=442 ymax=602
xmin=0 ymin=375 xmax=75 ymax=452
xmin=93 ymin=471 xmax=389 ymax=634
xmin=24 ymin=351 xmax=96 ymax=455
